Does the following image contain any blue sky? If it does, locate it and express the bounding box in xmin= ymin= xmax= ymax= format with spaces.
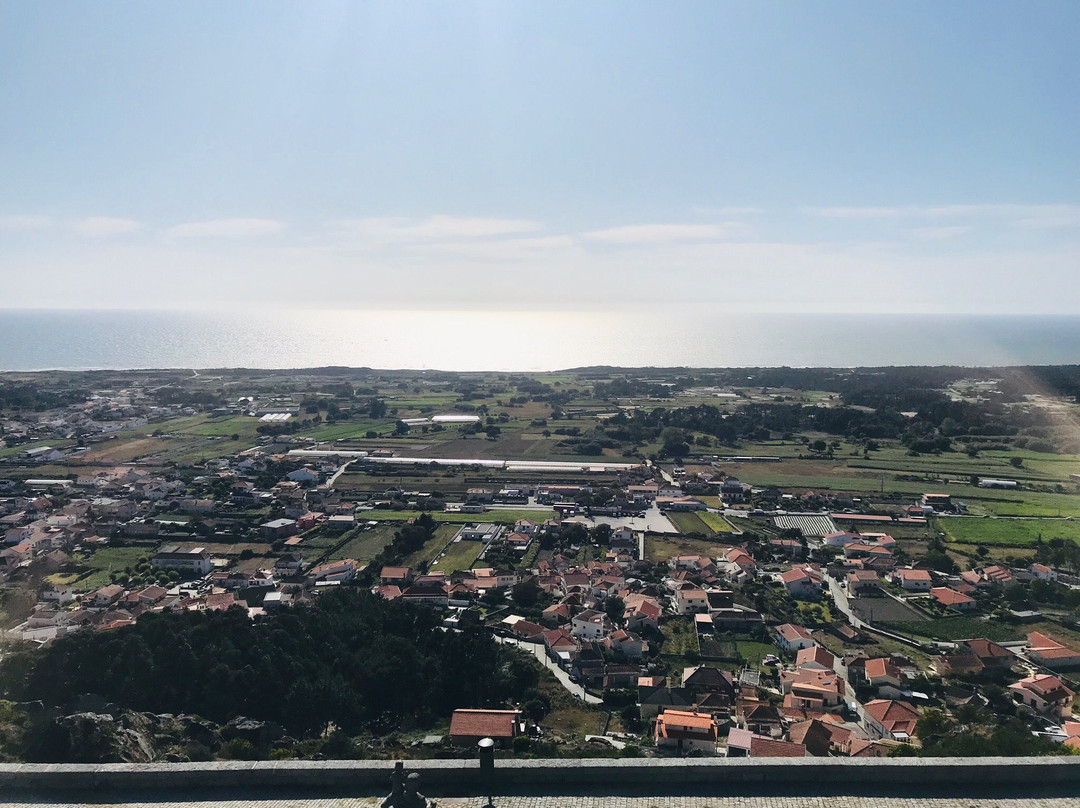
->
xmin=1 ymin=1 xmax=1077 ymax=312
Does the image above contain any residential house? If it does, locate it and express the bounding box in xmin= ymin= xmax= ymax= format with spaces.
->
xmin=726 ymin=728 xmax=805 ymax=758
xmin=796 ymin=646 xmax=835 ymax=671
xmin=931 ymin=586 xmax=976 ymax=611
xmin=780 ymin=566 xmax=823 ymax=599
xmin=864 ymin=658 xmax=904 ymax=690
xmin=449 ymin=709 xmax=520 ymax=747
xmin=571 ymin=609 xmax=613 ymax=641
xmin=1031 ymin=563 xmax=1058 ymax=582
xmin=681 ymin=666 xmax=737 ymax=701
xmin=308 ymin=558 xmax=358 ymax=584
xmin=959 ymin=638 xmax=1015 ymax=671
xmin=1009 ymin=674 xmax=1075 ymax=719
xmin=672 ymin=584 xmax=710 ymax=616
xmin=654 ymin=710 xmax=719 ymax=756
xmin=846 ymin=569 xmax=881 ymax=598
xmin=623 ymin=594 xmax=662 ymax=631
xmin=380 ymin=566 xmax=413 ymax=587
xmin=892 ymin=568 xmax=932 ymax=592
xmin=863 ymin=699 xmax=919 ymax=741
xmin=152 ymin=545 xmax=214 ymax=576
xmin=774 ymin=623 xmax=816 ymax=653
xmin=1027 ymin=632 xmax=1080 ymax=669
xmin=605 ymin=629 xmax=648 ymax=658
xmin=780 ymin=668 xmax=846 ymax=713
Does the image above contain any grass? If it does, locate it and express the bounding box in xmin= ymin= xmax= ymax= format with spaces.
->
xmin=660 ymin=618 xmax=700 ymax=656
xmin=883 ymin=617 xmax=1024 ymax=643
xmin=645 ymin=535 xmax=735 ymax=563
xmin=939 ymin=516 xmax=1080 ymax=547
xmin=327 ymin=524 xmax=398 ymax=562
xmin=536 ymin=671 xmax=609 ymax=740
xmin=429 ymin=535 xmax=484 ymax=573
xmin=698 ymin=512 xmax=734 ymax=533
xmin=403 ymin=524 xmax=460 ymax=569
xmin=666 ymin=511 xmax=715 ymax=536
xmin=72 ymin=546 xmax=156 ymax=592
xmin=361 ymin=509 xmax=555 ymax=525
xmin=664 ymin=510 xmax=735 ymax=536
xmin=734 ymin=640 xmax=776 ymax=666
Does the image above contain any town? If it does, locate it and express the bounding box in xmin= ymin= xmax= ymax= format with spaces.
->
xmin=0 ymin=365 xmax=1079 ymax=761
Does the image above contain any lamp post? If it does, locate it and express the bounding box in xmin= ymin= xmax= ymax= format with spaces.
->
xmin=477 ymin=737 xmax=495 ymax=808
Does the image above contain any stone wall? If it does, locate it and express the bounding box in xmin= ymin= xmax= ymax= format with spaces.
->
xmin=0 ymin=757 xmax=1078 ymax=794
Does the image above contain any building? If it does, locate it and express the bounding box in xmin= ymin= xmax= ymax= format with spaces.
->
xmin=931 ymin=587 xmax=976 ymax=611
xmin=1027 ymin=632 xmax=1080 ymax=669
xmin=449 ymin=709 xmax=520 ymax=747
xmin=892 ymin=568 xmax=932 ymax=592
xmin=260 ymin=518 xmax=298 ymax=539
xmin=653 ymin=710 xmax=719 ymax=756
xmin=775 ymin=623 xmax=816 ymax=653
xmin=459 ymin=523 xmax=500 ymax=542
xmin=1009 ymin=674 xmax=1075 ymax=719
xmin=152 ymin=545 xmax=213 ymax=576
xmin=864 ymin=700 xmax=919 ymax=741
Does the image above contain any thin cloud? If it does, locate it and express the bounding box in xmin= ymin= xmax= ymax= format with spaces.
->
xmin=806 ymin=203 xmax=1080 ymax=229
xmin=909 ymin=225 xmax=975 ymax=241
xmin=333 ymin=215 xmax=542 ymax=243
xmin=0 ymin=214 xmax=53 ymax=231
xmin=73 ymin=217 xmax=141 ymax=237
xmin=582 ymin=222 xmax=745 ymax=244
xmin=164 ymin=218 xmax=285 ymax=239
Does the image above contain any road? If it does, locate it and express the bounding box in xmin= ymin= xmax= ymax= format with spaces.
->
xmin=495 ymin=636 xmax=603 ymax=705
xmin=325 ymin=460 xmax=354 ymax=488
xmin=827 ymin=576 xmax=865 ymax=629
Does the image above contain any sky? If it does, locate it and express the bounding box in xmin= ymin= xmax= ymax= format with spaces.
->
xmin=0 ymin=1 xmax=1077 ymax=313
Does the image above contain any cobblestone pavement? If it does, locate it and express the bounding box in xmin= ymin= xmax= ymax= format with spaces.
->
xmin=1 ymin=796 xmax=1078 ymax=808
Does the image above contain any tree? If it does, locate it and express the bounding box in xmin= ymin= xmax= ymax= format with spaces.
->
xmin=1009 ymin=457 xmax=1024 ymax=468
xmin=605 ymin=595 xmax=625 ymax=624
xmin=394 ymin=420 xmax=409 ymax=435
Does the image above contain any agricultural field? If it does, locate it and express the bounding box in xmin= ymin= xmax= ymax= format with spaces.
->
xmin=659 ymin=618 xmax=700 ymax=656
xmin=939 ymin=516 xmax=1080 ymax=547
xmin=883 ymin=617 xmax=1025 ymax=644
xmin=645 ymin=535 xmax=736 ymax=564
xmin=667 ymin=511 xmax=714 ymax=536
xmin=327 ymin=524 xmax=399 ymax=563
xmin=429 ymin=535 xmax=485 ymax=573
xmin=362 ymin=509 xmax=556 ymax=525
xmin=403 ymin=524 xmax=461 ymax=569
xmin=70 ymin=546 xmax=156 ymax=592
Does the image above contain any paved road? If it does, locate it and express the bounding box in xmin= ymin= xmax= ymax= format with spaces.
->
xmin=495 ymin=636 xmax=603 ymax=705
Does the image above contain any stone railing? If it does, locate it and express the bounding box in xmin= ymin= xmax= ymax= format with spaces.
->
xmin=0 ymin=756 xmax=1078 ymax=794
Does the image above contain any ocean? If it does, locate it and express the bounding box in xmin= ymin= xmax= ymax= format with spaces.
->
xmin=1 ymin=309 xmax=1079 ymax=372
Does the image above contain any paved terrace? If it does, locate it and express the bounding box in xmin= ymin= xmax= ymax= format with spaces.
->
xmin=0 ymin=758 xmax=1078 ymax=807
xmin=1 ymin=796 xmax=1078 ymax=808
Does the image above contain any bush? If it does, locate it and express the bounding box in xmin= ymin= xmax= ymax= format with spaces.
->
xmin=219 ymin=738 xmax=257 ymax=760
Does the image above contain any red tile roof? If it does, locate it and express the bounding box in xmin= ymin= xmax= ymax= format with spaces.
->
xmin=449 ymin=709 xmax=519 ymax=739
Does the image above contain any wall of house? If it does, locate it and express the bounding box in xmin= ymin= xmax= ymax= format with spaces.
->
xmin=1 ymin=757 xmax=1078 ymax=794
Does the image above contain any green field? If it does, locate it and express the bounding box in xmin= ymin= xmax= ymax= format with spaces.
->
xmin=667 ymin=510 xmax=733 ymax=536
xmin=660 ymin=618 xmax=700 ymax=656
xmin=699 ymin=512 xmax=734 ymax=533
xmin=429 ymin=535 xmax=484 ymax=573
xmin=883 ymin=617 xmax=1024 ymax=643
xmin=645 ymin=535 xmax=735 ymax=564
xmin=403 ymin=524 xmax=461 ymax=569
xmin=327 ymin=524 xmax=399 ymax=562
xmin=361 ymin=509 xmax=555 ymax=525
xmin=939 ymin=516 xmax=1080 ymax=547
xmin=72 ymin=546 xmax=156 ymax=592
